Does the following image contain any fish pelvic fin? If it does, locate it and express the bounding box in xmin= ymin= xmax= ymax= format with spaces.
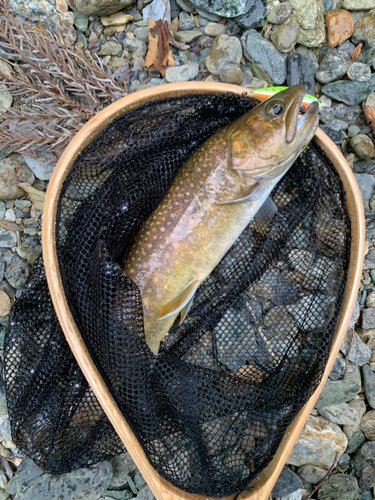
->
xmin=158 ymin=280 xmax=201 ymax=321
xmin=254 ymin=196 xmax=278 ymax=234
xmin=216 ymin=182 xmax=261 ymax=205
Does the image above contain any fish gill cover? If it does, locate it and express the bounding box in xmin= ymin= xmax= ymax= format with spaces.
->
xmin=4 ymin=93 xmax=350 ymax=497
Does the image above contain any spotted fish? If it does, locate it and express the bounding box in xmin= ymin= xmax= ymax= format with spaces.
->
xmin=123 ymin=85 xmax=319 ymax=354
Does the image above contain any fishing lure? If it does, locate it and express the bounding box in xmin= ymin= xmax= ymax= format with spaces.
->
xmin=248 ymin=86 xmax=322 ymax=109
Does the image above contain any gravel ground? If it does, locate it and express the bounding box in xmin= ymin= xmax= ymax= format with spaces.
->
xmin=0 ymin=0 xmax=375 ymax=499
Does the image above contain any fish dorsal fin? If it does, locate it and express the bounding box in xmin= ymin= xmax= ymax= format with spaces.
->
xmin=216 ymin=182 xmax=261 ymax=205
xmin=254 ymin=196 xmax=278 ymax=233
xmin=158 ymin=280 xmax=201 ymax=321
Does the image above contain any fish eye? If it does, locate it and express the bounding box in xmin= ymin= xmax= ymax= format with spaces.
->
xmin=269 ymin=103 xmax=284 ymax=116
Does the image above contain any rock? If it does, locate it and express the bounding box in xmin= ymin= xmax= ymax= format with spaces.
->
xmin=5 ymin=255 xmax=29 ymax=289
xmin=165 ymin=62 xmax=199 ymax=82
xmin=74 ymin=0 xmax=135 ymax=16
xmin=206 ymin=34 xmax=242 ymax=75
xmin=290 ymin=0 xmax=325 ymax=46
xmin=123 ymin=33 xmax=146 ymax=57
xmin=354 ymin=10 xmax=375 ymax=44
xmin=315 ymin=364 xmax=361 ymax=408
xmin=271 ymin=467 xmax=302 ymax=497
xmin=178 ymin=11 xmax=195 ymax=30
xmin=203 ymin=22 xmax=227 ymax=36
xmin=234 ymin=0 xmax=266 ymax=28
xmin=348 ymin=125 xmax=360 ymax=137
xmin=98 ymin=40 xmax=122 ymax=56
xmin=270 ymin=15 xmax=299 ymax=52
xmin=0 ymin=231 xmax=17 ymax=249
xmin=188 ymin=0 xmax=248 ymax=17
xmin=316 ymin=49 xmax=351 ymax=84
xmin=102 ymin=13 xmax=134 ymax=26
xmin=0 ymin=292 xmax=10 ymax=318
xmin=340 ymin=326 xmax=372 ymax=364
xmin=354 ymin=160 xmax=375 ymax=174
xmin=326 ymin=10 xmax=354 ymax=47
xmin=241 ymin=29 xmax=287 ymax=84
xmin=21 ymin=151 xmax=56 ymax=181
xmin=298 ymin=464 xmax=328 ymax=484
xmin=286 ymin=53 xmax=316 ymax=95
xmin=363 ymin=365 xmax=375 ymax=409
xmin=333 ymin=102 xmax=362 ymax=124
xmin=317 ymin=474 xmax=360 ymax=500
xmin=136 ymin=485 xmax=155 ymax=500
xmin=320 ymin=126 xmax=344 ymax=145
xmin=322 ymin=74 xmax=375 ymax=105
xmin=0 ymin=154 xmax=27 ymax=200
xmin=343 ymin=0 xmax=375 ymax=8
xmin=177 ymin=0 xmax=195 ymax=12
xmin=328 ymin=119 xmax=348 ymax=131
xmin=347 ymin=62 xmax=371 ymax=81
xmin=319 ymin=402 xmax=359 ymax=425
xmin=359 ymin=409 xmax=375 ymax=440
xmin=286 ymin=293 xmax=334 ymax=331
xmin=174 ymin=30 xmax=202 ymax=42
xmin=351 ymin=136 xmax=375 ymax=160
xmin=352 ymin=441 xmax=375 ymax=491
xmin=219 ymin=67 xmax=244 ymax=84
xmin=268 ymin=2 xmax=292 ymax=23
xmin=362 ymin=308 xmax=375 ymax=329
xmin=347 ymin=429 xmax=366 ymax=453
xmin=286 ymin=415 xmax=347 ymax=468
xmin=0 ymin=79 xmax=12 ymax=112
xmin=295 ymin=44 xmax=319 ymax=69
xmin=196 ymin=8 xmax=221 ymax=20
xmin=109 ymin=452 xmax=137 ymax=488
xmin=74 ymin=11 xmax=89 ymax=31
xmin=329 ymin=352 xmax=346 ymax=381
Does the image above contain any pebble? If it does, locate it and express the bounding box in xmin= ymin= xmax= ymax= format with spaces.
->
xmin=359 ymin=410 xmax=375 ymax=440
xmin=203 ymin=22 xmax=227 ymax=36
xmin=362 ymin=308 xmax=375 ymax=329
xmin=297 ymin=464 xmax=327 ymax=484
xmin=346 ymin=429 xmax=366 ymax=453
xmin=101 ymin=13 xmax=134 ymax=26
xmin=74 ymin=0 xmax=135 ymax=16
xmin=270 ymin=15 xmax=300 ymax=52
xmin=329 ymin=352 xmax=346 ymax=380
xmin=286 ymin=293 xmax=334 ymax=331
xmin=363 ymin=365 xmax=375 ymax=409
xmin=322 ymin=74 xmax=375 ymax=105
xmin=165 ymin=62 xmax=199 ymax=82
xmin=286 ymin=53 xmax=316 ymax=95
xmin=0 ymin=154 xmax=27 ymax=200
xmin=354 ymin=10 xmax=375 ymax=44
xmin=98 ymin=40 xmax=122 ymax=56
xmin=0 ymin=291 xmax=10 ymax=318
xmin=315 ymin=48 xmax=351 ymax=84
xmin=347 ymin=62 xmax=371 ymax=82
xmin=318 ymin=402 xmax=358 ymax=425
xmin=340 ymin=325 xmax=372 ymax=364
xmin=241 ymin=28 xmax=287 ymax=84
xmin=348 ymin=124 xmax=360 ymax=137
xmin=73 ymin=11 xmax=88 ymax=31
xmin=206 ymin=34 xmax=242 ymax=75
xmin=268 ymin=2 xmax=292 ymax=24
xmin=350 ymin=135 xmax=375 ymax=160
xmin=315 ymin=364 xmax=361 ymax=408
xmin=325 ymin=9 xmax=354 ymax=48
xmin=0 ymin=231 xmax=17 ymax=249
xmin=235 ymin=0 xmax=266 ymax=28
xmin=177 ymin=0 xmax=194 ymax=12
xmin=328 ymin=118 xmax=348 ymax=131
xmin=320 ymin=126 xmax=344 ymax=145
xmin=317 ymin=474 xmax=360 ymax=500
xmin=109 ymin=452 xmax=137 ymax=488
xmin=136 ymin=485 xmax=155 ymax=500
xmin=289 ymin=0 xmax=325 ymax=47
xmin=342 ymin=0 xmax=375 ymax=8
xmin=271 ymin=467 xmax=302 ymax=497
xmin=179 ymin=12 xmax=195 ymax=30
xmin=219 ymin=67 xmax=244 ymax=84
xmin=174 ymin=30 xmax=202 ymax=43
xmin=286 ymin=415 xmax=347 ymax=468
xmin=4 ymin=254 xmax=29 ymax=289
xmin=351 ymin=441 xmax=375 ymax=491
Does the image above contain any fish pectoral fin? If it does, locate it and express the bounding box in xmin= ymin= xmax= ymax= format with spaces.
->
xmin=254 ymin=196 xmax=278 ymax=234
xmin=158 ymin=280 xmax=201 ymax=321
xmin=216 ymin=182 xmax=261 ymax=205
xmin=179 ymin=295 xmax=195 ymax=324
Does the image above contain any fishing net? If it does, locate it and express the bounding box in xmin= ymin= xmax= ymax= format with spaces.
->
xmin=4 ymin=93 xmax=350 ymax=497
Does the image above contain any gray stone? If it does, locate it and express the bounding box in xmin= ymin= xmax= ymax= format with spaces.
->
xmin=340 ymin=327 xmax=372 ymax=365
xmin=290 ymin=0 xmax=325 ymax=47
xmin=295 ymin=44 xmax=319 ymax=69
xmin=319 ymin=402 xmax=359 ymax=425
xmin=234 ymin=0 xmax=266 ymax=28
xmin=174 ymin=30 xmax=202 ymax=42
xmin=318 ymin=125 xmax=344 ymax=145
xmin=287 ymin=53 xmax=316 ymax=95
xmin=0 ymin=83 xmax=12 ymax=112
xmin=196 ymin=7 xmax=221 ymax=20
xmin=359 ymin=409 xmax=375 ymax=440
xmin=348 ymin=125 xmax=360 ymax=137
xmin=315 ymin=364 xmax=362 ymax=408
xmin=322 ymin=74 xmax=375 ymax=106
xmin=165 ymin=62 xmax=199 ymax=82
xmin=74 ymin=0 xmax=135 ymax=16
xmin=220 ymin=66 xmax=244 ymax=84
xmin=177 ymin=0 xmax=195 ymax=12
xmin=363 ymin=364 xmax=375 ymax=408
xmin=351 ymin=135 xmax=375 ymax=160
xmin=297 ymin=464 xmax=328 ymax=484
xmin=104 ymin=491 xmax=134 ymax=500
xmin=286 ymin=415 xmax=347 ymax=468
xmin=136 ymin=485 xmax=155 ymax=500
xmin=352 ymin=441 xmax=375 ymax=491
xmin=272 ymin=468 xmax=302 ymax=497
xmin=316 ymin=49 xmax=351 ymax=84
xmin=0 ymin=231 xmax=17 ymax=249
xmin=353 ymin=159 xmax=375 ymax=173
xmin=74 ymin=11 xmax=89 ymax=31
xmin=328 ymin=119 xmax=349 ymax=131
xmin=343 ymin=398 xmax=367 ymax=439
xmin=346 ymin=429 xmax=366 ymax=454
xmin=109 ymin=452 xmax=137 ymax=488
xmin=333 ymin=103 xmax=362 ymax=124
xmin=133 ymin=471 xmax=146 ymax=490
xmin=282 ymin=492 xmax=302 ymax=500
xmin=268 ymin=2 xmax=292 ymax=23
xmin=329 ymin=352 xmax=346 ymax=381
xmin=358 ymin=46 xmax=375 ymax=66
xmin=206 ymin=34 xmax=242 ymax=75
xmin=286 ymin=293 xmax=335 ymax=331
xmin=362 ymin=308 xmax=375 ymax=328
xmin=354 ymin=10 xmax=375 ymax=44
xmin=20 ymin=151 xmax=57 ymax=181
xmin=0 ymin=154 xmax=27 ymax=200
xmin=178 ymin=11 xmax=195 ymax=30
xmin=7 ymin=457 xmax=113 ymax=500
xmin=76 ymin=29 xmax=88 ymax=50
xmin=188 ymin=0 xmax=248 ymax=17
xmin=337 ymin=452 xmax=351 ymax=471
xmin=270 ymin=15 xmax=299 ymax=52
xmin=339 ymin=39 xmax=356 ymax=53
xmin=317 ymin=474 xmax=360 ymax=500
xmin=342 ymin=0 xmax=375 ymax=8
xmin=123 ymin=34 xmax=146 ymax=57
xmin=347 ymin=62 xmax=372 ymax=82
xmin=241 ymin=29 xmax=287 ymax=84
xmin=5 ymin=255 xmax=30 ymax=289
xmin=203 ymin=22 xmax=227 ymax=36
xmin=98 ymin=40 xmax=122 ymax=56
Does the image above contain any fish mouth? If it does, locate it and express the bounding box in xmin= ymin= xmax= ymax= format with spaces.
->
xmin=285 ymin=85 xmax=319 ymax=145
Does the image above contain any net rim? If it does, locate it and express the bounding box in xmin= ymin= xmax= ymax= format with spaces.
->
xmin=41 ymin=82 xmax=365 ymax=500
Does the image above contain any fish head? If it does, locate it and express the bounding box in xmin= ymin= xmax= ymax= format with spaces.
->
xmin=229 ymin=84 xmax=319 ymax=181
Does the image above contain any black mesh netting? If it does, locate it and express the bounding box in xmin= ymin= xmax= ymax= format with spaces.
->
xmin=4 ymin=93 xmax=350 ymax=497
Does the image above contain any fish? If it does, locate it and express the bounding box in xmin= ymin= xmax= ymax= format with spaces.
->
xmin=123 ymin=85 xmax=319 ymax=355
xmin=248 ymin=86 xmax=322 ymax=109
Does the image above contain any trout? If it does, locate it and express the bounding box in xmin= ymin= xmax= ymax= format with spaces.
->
xmin=123 ymin=85 xmax=319 ymax=354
